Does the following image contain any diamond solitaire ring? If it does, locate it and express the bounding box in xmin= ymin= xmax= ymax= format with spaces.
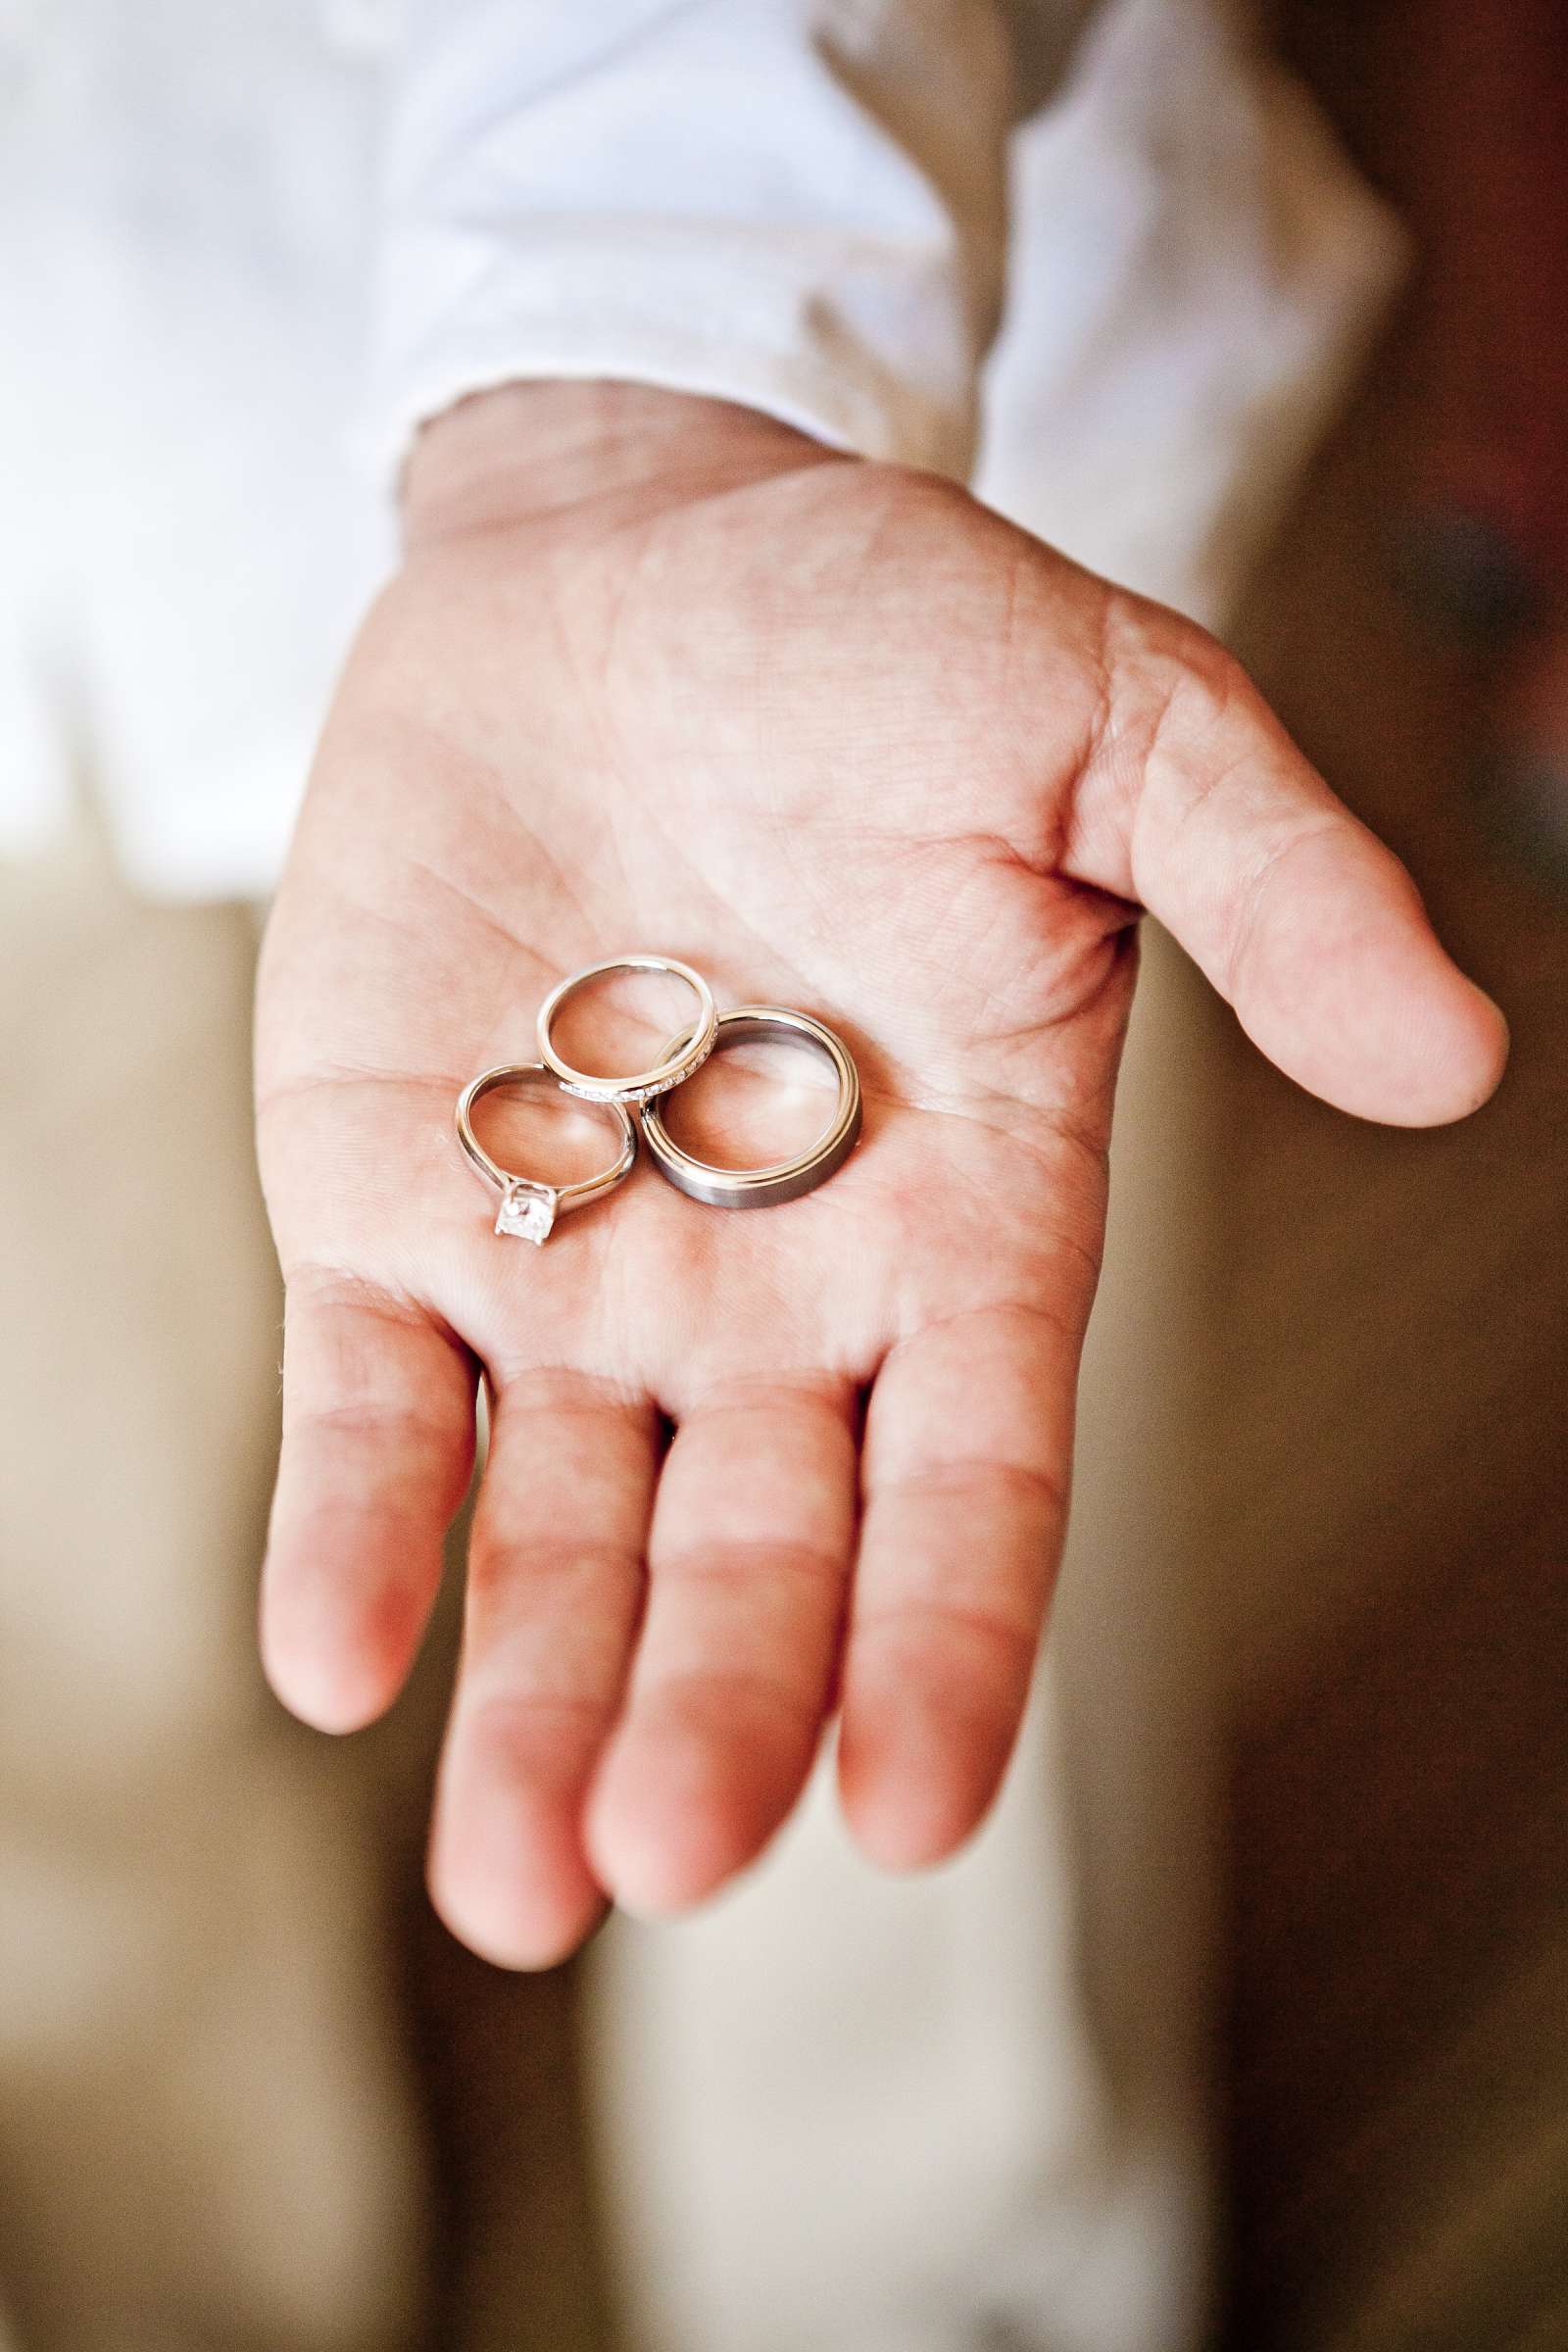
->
xmin=639 ymin=1006 xmax=861 ymax=1209
xmin=536 ymin=954 xmax=718 ymax=1105
xmin=455 ymin=1063 xmax=637 ymax=1243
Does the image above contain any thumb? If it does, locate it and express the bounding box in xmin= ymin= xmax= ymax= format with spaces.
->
xmin=1068 ymin=601 xmax=1508 ymax=1127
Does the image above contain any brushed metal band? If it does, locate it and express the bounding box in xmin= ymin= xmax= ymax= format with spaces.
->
xmin=639 ymin=1006 xmax=861 ymax=1209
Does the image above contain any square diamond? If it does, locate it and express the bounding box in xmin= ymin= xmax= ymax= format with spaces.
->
xmin=495 ymin=1181 xmax=557 ymax=1244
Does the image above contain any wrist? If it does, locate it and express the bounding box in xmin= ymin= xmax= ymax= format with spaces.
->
xmin=401 ymin=379 xmax=839 ymax=546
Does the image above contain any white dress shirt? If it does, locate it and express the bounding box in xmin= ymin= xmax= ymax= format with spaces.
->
xmin=0 ymin=0 xmax=1396 ymax=901
xmin=371 ymin=0 xmax=1012 ymax=484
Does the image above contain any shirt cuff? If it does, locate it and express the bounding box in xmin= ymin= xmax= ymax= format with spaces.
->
xmin=364 ymin=2 xmax=1010 ymax=493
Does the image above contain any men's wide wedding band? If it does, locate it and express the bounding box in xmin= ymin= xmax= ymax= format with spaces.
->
xmin=639 ymin=1006 xmax=862 ymax=1209
xmin=455 ymin=1063 xmax=636 ymax=1243
xmin=536 ymin=954 xmax=717 ymax=1104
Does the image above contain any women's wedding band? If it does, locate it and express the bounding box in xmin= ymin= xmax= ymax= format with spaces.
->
xmin=639 ymin=1006 xmax=862 ymax=1209
xmin=536 ymin=954 xmax=717 ymax=1104
xmin=455 ymin=1063 xmax=636 ymax=1244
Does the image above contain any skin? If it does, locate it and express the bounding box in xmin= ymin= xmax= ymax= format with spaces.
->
xmin=255 ymin=382 xmax=1507 ymax=1969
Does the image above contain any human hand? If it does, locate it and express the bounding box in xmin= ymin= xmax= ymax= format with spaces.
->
xmin=256 ymin=384 xmax=1505 ymax=1967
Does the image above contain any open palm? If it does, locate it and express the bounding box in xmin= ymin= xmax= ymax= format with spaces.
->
xmin=256 ymin=389 xmax=1503 ymax=1967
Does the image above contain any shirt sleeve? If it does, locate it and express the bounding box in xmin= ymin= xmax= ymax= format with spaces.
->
xmin=366 ymin=0 xmax=1015 ymax=487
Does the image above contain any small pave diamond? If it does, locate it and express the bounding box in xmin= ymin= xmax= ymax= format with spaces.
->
xmin=495 ymin=1181 xmax=557 ymax=1244
xmin=556 ymin=1033 xmax=714 ymax=1108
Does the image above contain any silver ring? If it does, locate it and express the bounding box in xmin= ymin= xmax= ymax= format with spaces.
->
xmin=639 ymin=1006 xmax=862 ymax=1209
xmin=536 ymin=954 xmax=718 ymax=1104
xmin=455 ymin=1063 xmax=636 ymax=1243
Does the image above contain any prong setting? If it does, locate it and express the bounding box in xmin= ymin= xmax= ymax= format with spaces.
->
xmin=495 ymin=1179 xmax=559 ymax=1244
